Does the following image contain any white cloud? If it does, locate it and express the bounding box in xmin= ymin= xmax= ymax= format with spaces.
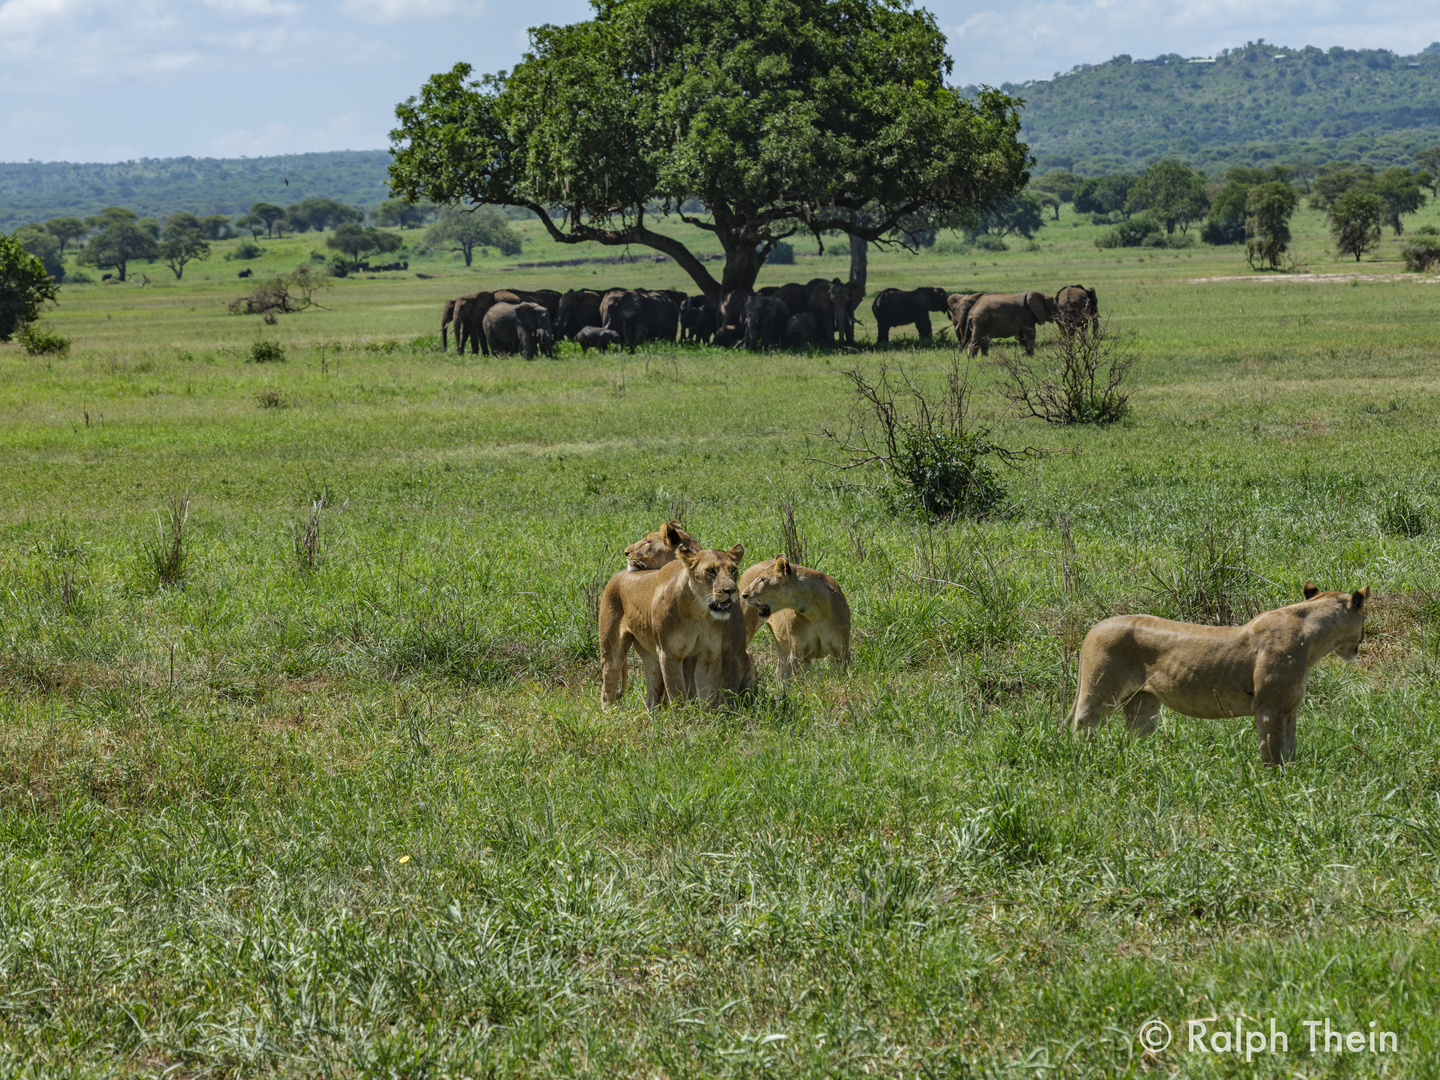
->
xmin=342 ymin=0 xmax=484 ymax=23
xmin=208 ymin=110 xmax=388 ymax=156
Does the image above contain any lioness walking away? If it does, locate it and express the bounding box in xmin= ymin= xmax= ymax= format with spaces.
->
xmin=739 ymin=556 xmax=851 ymax=679
xmin=1069 ymin=583 xmax=1369 ymax=764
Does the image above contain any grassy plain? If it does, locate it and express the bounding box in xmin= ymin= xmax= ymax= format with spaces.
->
xmin=2 ymin=201 xmax=1440 ymax=1077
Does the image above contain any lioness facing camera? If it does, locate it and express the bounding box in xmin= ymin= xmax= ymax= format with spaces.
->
xmin=1069 ymin=583 xmax=1369 ymax=765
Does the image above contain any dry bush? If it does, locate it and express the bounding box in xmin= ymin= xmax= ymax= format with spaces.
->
xmin=995 ymin=318 xmax=1135 ymax=426
xmin=145 ymin=494 xmax=190 ymax=589
xmin=229 ymin=268 xmax=330 ymax=316
xmin=1145 ymin=521 xmax=1270 ymax=625
xmin=779 ymin=499 xmax=807 ymax=567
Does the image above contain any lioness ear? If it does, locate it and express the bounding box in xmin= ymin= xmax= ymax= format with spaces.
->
xmin=1303 ymin=582 xmax=1319 ymax=600
xmin=774 ymin=555 xmax=791 ymax=576
xmin=679 ymin=549 xmax=701 ymax=568
xmin=664 ymin=522 xmax=684 ymax=548
xmin=1352 ymin=586 xmax=1370 ymax=610
xmin=727 ymin=543 xmax=744 ymax=562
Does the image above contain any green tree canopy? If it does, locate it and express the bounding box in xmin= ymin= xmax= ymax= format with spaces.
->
xmin=159 ymin=212 xmax=212 ymax=279
xmin=388 ymin=0 xmax=1030 ymax=305
xmin=1413 ymin=145 xmax=1440 ymax=183
xmin=1125 ymin=159 xmax=1210 ymax=234
xmin=425 ymin=205 xmax=522 ymax=265
xmin=200 ymin=214 xmax=235 ymax=241
xmin=1372 ymin=167 xmax=1427 ymax=234
xmin=1328 ymin=189 xmax=1384 ymax=261
xmin=1309 ymin=163 xmax=1373 ymax=211
xmin=13 ymin=225 xmax=65 ymax=282
xmin=0 ymin=233 xmax=60 ymax=341
xmin=251 ymin=202 xmax=287 ymax=238
xmin=326 ymin=224 xmax=403 ymax=269
xmin=286 ymin=198 xmax=365 ymax=233
xmin=965 ymin=192 xmax=1046 ymax=239
xmin=372 ymin=198 xmax=436 ymax=229
xmin=1072 ymin=174 xmax=1136 ymax=217
xmin=44 ymin=217 xmax=87 ymax=256
xmin=1030 ymin=171 xmax=1084 ymax=204
xmin=1244 ymin=181 xmax=1300 ymax=269
xmin=77 ymin=208 xmax=159 ymax=281
xmin=235 ymin=213 xmax=266 ymax=240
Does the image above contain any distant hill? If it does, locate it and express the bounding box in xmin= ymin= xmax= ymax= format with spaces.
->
xmin=977 ymin=42 xmax=1440 ymax=176
xmin=0 ymin=150 xmax=392 ymax=230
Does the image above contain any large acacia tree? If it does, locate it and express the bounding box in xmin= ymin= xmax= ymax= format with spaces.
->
xmin=388 ymin=0 xmax=1030 ymax=307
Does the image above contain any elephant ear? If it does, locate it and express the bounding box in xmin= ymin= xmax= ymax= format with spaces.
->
xmin=1025 ymin=292 xmax=1048 ymax=319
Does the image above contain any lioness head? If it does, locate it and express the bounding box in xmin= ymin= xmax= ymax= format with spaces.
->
xmin=1302 ymin=581 xmax=1370 ymax=662
xmin=679 ymin=543 xmax=744 ymax=620
xmin=625 ymin=521 xmax=700 ymax=570
xmin=739 ymin=555 xmax=799 ymax=621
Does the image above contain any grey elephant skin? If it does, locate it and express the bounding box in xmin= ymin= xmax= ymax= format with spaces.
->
xmin=742 ymin=294 xmax=789 ymax=351
xmin=576 ymin=326 xmax=622 ymax=353
xmin=963 ymin=292 xmax=1058 ymax=357
xmin=871 ymin=286 xmax=948 ymax=345
xmin=680 ymin=295 xmax=717 ymax=344
xmin=483 ymin=301 xmax=555 ymax=360
xmin=558 ymin=289 xmax=621 ymax=340
xmin=785 ymin=312 xmax=820 ymax=348
xmin=601 ymin=290 xmax=680 ymax=350
xmin=1054 ymin=285 xmax=1099 ymax=335
xmin=947 ymin=292 xmax=983 ymax=351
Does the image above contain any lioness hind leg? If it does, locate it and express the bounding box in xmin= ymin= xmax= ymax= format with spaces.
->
xmin=601 ymin=631 xmax=632 ymax=706
xmin=1122 ymin=692 xmax=1161 ymax=737
xmin=1282 ymin=710 xmax=1298 ymax=764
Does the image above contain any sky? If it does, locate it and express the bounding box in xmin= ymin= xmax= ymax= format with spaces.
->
xmin=3 ymin=0 xmax=1440 ymax=163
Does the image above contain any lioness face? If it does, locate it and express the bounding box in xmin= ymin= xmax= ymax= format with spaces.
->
xmin=739 ymin=557 xmax=797 ymax=621
xmin=1303 ymin=582 xmax=1369 ymax=662
xmin=680 ymin=544 xmax=744 ymax=620
xmin=625 ymin=521 xmax=699 ymax=571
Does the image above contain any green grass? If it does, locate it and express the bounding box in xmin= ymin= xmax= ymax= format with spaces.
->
xmin=2 ymin=200 xmax=1440 ymax=1077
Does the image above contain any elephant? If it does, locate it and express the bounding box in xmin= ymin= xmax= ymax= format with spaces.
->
xmin=237 ymin=268 xmax=253 ymax=279
xmin=448 ymin=292 xmax=503 ymax=355
xmin=742 ymin=294 xmax=789 ymax=351
xmin=483 ymin=301 xmax=555 ymax=360
xmin=501 ymin=288 xmax=562 ymax=326
xmin=577 ymin=326 xmax=622 ymax=353
xmin=946 ymin=292 xmax=984 ymax=350
xmin=806 ymin=278 xmax=856 ymax=349
xmin=963 ymin=291 xmax=1059 ymax=357
xmin=871 ymin=286 xmax=949 ymax=345
xmin=679 ymin=295 xmax=717 ymax=344
xmin=557 ymin=289 xmax=605 ymax=339
xmin=1054 ymin=284 xmax=1099 ymax=336
xmin=785 ymin=312 xmax=819 ymax=349
xmin=601 ymin=289 xmax=680 ymax=350
xmin=441 ymin=293 xmax=477 ymax=351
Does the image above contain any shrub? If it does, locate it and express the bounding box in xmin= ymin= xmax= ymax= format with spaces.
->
xmin=1095 ymin=215 xmax=1162 ymax=248
xmin=231 ymin=241 xmax=262 ymax=261
xmin=826 ymin=239 xmax=850 ymax=258
xmin=18 ymin=324 xmax=70 ymax=355
xmin=932 ymin=237 xmax=970 ymax=255
xmin=1378 ymin=491 xmax=1427 ymax=536
xmin=144 ymin=494 xmax=190 ymax=590
xmin=973 ymin=235 xmax=1008 ymax=252
xmin=249 ymin=340 xmax=285 ymax=363
xmin=765 ymin=241 xmax=795 ymax=265
xmin=995 ymin=317 xmax=1135 ymax=426
xmin=67 ymin=270 xmax=94 ymax=284
xmin=1401 ymin=237 xmax=1440 ymax=272
xmin=817 ymin=359 xmax=1048 ymax=520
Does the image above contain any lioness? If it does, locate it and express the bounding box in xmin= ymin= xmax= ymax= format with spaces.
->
xmin=599 ymin=544 xmax=748 ymax=707
xmin=624 ymin=521 xmax=700 ymax=570
xmin=1069 ymin=583 xmax=1369 ymax=765
xmin=739 ymin=556 xmax=852 ymax=679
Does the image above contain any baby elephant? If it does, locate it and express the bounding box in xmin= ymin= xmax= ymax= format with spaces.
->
xmin=577 ymin=326 xmax=622 ymax=353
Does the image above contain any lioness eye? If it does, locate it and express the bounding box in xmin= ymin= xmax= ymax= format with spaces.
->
xmin=707 ymin=568 xmax=716 ymax=577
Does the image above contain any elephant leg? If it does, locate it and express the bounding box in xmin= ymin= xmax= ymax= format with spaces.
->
xmin=917 ymin=314 xmax=932 ymax=340
xmin=876 ymin=321 xmax=889 ymax=345
xmin=1021 ymin=326 xmax=1036 ymax=356
xmin=521 ymin=329 xmax=536 ymax=360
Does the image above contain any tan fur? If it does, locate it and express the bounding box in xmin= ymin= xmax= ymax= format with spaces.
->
xmin=624 ymin=521 xmax=701 ymax=570
xmin=1069 ymin=583 xmax=1370 ymax=765
xmin=599 ymin=544 xmax=748 ymax=707
xmin=739 ymin=557 xmax=852 ymax=679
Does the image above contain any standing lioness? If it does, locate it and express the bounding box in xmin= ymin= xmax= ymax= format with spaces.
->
xmin=739 ymin=556 xmax=851 ymax=679
xmin=1069 ymin=583 xmax=1369 ymax=764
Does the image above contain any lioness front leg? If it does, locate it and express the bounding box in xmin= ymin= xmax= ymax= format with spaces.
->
xmin=656 ymin=652 xmax=689 ymax=708
xmin=1282 ymin=710 xmax=1298 ymax=764
xmin=1255 ymin=707 xmax=1289 ymax=766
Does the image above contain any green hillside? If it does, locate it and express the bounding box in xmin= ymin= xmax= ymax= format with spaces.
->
xmin=0 ymin=150 xmax=391 ymax=231
xmin=984 ymin=42 xmax=1440 ymax=175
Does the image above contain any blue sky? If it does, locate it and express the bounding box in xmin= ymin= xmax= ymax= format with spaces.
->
xmin=3 ymin=0 xmax=1439 ymax=163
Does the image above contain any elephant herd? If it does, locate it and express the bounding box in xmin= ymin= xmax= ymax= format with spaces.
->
xmin=873 ymin=284 xmax=1100 ymax=356
xmin=438 ymin=281 xmax=1098 ymax=359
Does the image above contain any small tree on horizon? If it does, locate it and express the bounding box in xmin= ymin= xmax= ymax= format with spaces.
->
xmin=326 ymin=224 xmax=403 ymax=270
xmin=77 ymin=207 xmax=159 ymax=282
xmin=1126 ymin=159 xmax=1210 ymax=235
xmin=159 ymin=212 xmax=212 ymax=279
xmin=44 ymin=217 xmax=87 ymax=256
xmin=372 ymin=198 xmax=436 ymax=229
xmin=1328 ymin=189 xmax=1385 ymax=261
xmin=425 ymin=205 xmax=521 ymax=264
xmin=13 ymin=225 xmax=66 ymax=282
xmin=251 ymin=202 xmax=287 ymax=239
xmin=1372 ymin=167 xmax=1427 ymax=235
xmin=1244 ymin=181 xmax=1299 ymax=269
xmin=235 ymin=213 xmax=265 ymax=239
